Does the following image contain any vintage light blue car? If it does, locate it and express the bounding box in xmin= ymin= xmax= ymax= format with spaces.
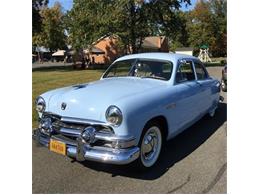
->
xmin=34 ymin=53 xmax=221 ymax=169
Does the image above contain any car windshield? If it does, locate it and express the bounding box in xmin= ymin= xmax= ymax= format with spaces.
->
xmin=103 ymin=59 xmax=173 ymax=81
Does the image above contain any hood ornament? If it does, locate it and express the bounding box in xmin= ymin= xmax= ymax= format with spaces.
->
xmin=61 ymin=102 xmax=67 ymax=110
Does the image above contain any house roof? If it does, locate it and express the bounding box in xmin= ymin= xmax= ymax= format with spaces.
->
xmin=91 ymin=35 xmax=167 ymax=50
xmin=141 ymin=36 xmax=166 ymax=49
xmin=200 ymin=45 xmax=208 ymax=49
xmin=175 ymin=47 xmax=194 ymax=51
xmin=84 ymin=46 xmax=105 ymax=54
xmin=52 ymin=50 xmax=66 ymax=56
xmin=92 ymin=34 xmax=119 ymax=46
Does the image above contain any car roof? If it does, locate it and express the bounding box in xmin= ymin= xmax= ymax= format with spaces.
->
xmin=115 ymin=52 xmax=198 ymax=62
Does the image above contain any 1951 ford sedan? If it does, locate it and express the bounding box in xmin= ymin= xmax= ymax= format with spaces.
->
xmin=34 ymin=53 xmax=221 ymax=169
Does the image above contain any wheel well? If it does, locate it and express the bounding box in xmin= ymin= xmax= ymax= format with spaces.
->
xmin=146 ymin=116 xmax=169 ymax=140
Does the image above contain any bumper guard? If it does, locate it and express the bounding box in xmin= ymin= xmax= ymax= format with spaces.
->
xmin=33 ymin=129 xmax=140 ymax=165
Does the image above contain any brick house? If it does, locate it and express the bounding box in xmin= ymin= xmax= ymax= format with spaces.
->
xmin=88 ymin=35 xmax=169 ymax=65
xmin=139 ymin=36 xmax=169 ymax=53
xmin=87 ymin=35 xmax=123 ymax=65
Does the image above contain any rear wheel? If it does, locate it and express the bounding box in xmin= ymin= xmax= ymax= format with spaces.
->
xmin=135 ymin=122 xmax=163 ymax=170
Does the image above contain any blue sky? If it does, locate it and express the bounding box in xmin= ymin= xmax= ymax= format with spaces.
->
xmin=48 ymin=0 xmax=197 ymax=11
xmin=182 ymin=0 xmax=197 ymax=11
xmin=48 ymin=0 xmax=73 ymax=11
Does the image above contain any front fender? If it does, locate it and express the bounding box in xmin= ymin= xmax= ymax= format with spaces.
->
xmin=113 ymin=87 xmax=173 ymax=145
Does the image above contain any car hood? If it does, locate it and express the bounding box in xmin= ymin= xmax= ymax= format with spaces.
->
xmin=43 ymin=77 xmax=167 ymax=121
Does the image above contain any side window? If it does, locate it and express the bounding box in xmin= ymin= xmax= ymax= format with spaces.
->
xmin=194 ymin=61 xmax=208 ymax=80
xmin=175 ymin=60 xmax=195 ymax=83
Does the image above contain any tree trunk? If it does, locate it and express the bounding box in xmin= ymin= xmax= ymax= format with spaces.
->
xmin=129 ymin=0 xmax=137 ymax=54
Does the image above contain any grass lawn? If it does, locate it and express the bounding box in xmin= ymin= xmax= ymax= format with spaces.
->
xmin=32 ymin=66 xmax=103 ymax=128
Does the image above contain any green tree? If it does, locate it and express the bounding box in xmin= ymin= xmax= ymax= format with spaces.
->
xmin=64 ymin=0 xmax=105 ymax=50
xmin=186 ymin=0 xmax=215 ymax=54
xmin=32 ymin=0 xmax=49 ymax=35
xmin=65 ymin=0 xmax=191 ymax=53
xmin=209 ymin=0 xmax=227 ymax=57
xmin=65 ymin=0 xmax=151 ymax=53
xmin=166 ymin=11 xmax=190 ymax=51
xmin=33 ymin=2 xmax=67 ymax=52
xmin=186 ymin=0 xmax=227 ymax=57
xmin=112 ymin=0 xmax=151 ymax=53
xmin=114 ymin=0 xmax=191 ymax=53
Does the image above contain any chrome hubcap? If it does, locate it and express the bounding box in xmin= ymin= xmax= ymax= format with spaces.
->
xmin=141 ymin=126 xmax=162 ymax=167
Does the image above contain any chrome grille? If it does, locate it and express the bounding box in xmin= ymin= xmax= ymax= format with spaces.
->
xmin=42 ymin=113 xmax=114 ymax=139
xmin=52 ymin=120 xmax=86 ymax=131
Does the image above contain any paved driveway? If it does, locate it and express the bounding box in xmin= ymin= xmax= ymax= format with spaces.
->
xmin=32 ymin=66 xmax=227 ymax=193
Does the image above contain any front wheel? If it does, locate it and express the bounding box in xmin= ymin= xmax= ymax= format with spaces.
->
xmin=135 ymin=123 xmax=163 ymax=170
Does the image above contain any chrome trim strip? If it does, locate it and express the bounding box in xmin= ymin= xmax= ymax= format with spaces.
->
xmin=58 ymin=127 xmax=136 ymax=148
xmin=95 ymin=133 xmax=136 ymax=148
xmin=43 ymin=112 xmax=110 ymax=126
xmin=95 ymin=133 xmax=135 ymax=142
xmin=58 ymin=127 xmax=135 ymax=142
xmin=59 ymin=127 xmax=81 ymax=137
xmin=83 ymin=146 xmax=140 ymax=165
xmin=61 ymin=116 xmax=109 ymax=126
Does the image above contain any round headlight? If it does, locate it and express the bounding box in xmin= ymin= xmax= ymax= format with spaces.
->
xmin=105 ymin=106 xmax=123 ymax=126
xmin=36 ymin=96 xmax=46 ymax=113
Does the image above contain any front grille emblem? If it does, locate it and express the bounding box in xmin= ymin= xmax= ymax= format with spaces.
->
xmin=61 ymin=102 xmax=67 ymax=110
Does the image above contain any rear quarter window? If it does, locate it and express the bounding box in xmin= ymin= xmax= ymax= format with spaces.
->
xmin=194 ymin=61 xmax=209 ymax=80
xmin=175 ymin=60 xmax=195 ymax=83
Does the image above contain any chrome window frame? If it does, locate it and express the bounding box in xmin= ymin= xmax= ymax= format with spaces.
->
xmin=101 ymin=58 xmax=174 ymax=81
xmin=174 ymin=58 xmax=197 ymax=85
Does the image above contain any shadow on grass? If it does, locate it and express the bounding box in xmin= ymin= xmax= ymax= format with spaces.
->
xmin=32 ymin=65 xmax=74 ymax=72
xmin=32 ymin=65 xmax=107 ymax=73
xmin=76 ymin=102 xmax=227 ymax=180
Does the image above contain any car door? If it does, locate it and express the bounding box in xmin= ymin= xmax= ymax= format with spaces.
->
xmin=193 ymin=60 xmax=213 ymax=114
xmin=169 ymin=59 xmax=202 ymax=134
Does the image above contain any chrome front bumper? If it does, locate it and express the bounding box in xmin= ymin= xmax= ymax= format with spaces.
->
xmin=33 ymin=129 xmax=140 ymax=165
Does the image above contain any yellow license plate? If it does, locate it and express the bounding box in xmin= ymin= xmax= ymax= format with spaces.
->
xmin=49 ymin=139 xmax=66 ymax=156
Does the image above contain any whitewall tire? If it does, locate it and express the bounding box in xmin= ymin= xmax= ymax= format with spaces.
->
xmin=136 ymin=123 xmax=163 ymax=169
